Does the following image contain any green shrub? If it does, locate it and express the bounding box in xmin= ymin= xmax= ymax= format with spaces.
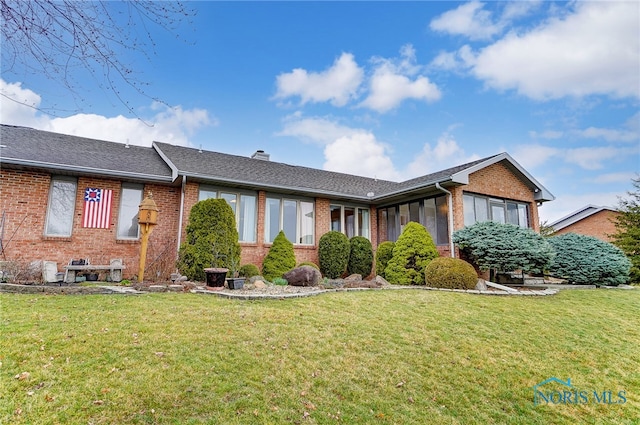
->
xmin=176 ymin=198 xmax=241 ymax=281
xmin=548 ymin=233 xmax=631 ymax=286
xmin=347 ymin=236 xmax=373 ymax=277
xmin=425 ymin=257 xmax=478 ymax=290
xmin=273 ymin=277 xmax=288 ymax=286
xmin=318 ymin=231 xmax=350 ymax=278
xmin=375 ymin=241 xmax=395 ymax=278
xmin=453 ymin=221 xmax=553 ymax=282
xmin=385 ymin=222 xmax=439 ymax=285
xmin=238 ymin=264 xmax=260 ymax=278
xmin=262 ymin=231 xmax=296 ymax=281
xmin=298 ymin=261 xmax=320 ymax=270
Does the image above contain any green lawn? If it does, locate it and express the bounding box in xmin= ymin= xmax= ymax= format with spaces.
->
xmin=1 ymin=289 xmax=639 ymax=424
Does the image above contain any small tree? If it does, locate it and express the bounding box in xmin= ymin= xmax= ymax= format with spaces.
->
xmin=453 ymin=221 xmax=553 ymax=282
xmin=176 ymin=198 xmax=240 ymax=281
xmin=610 ymin=176 xmax=640 ymax=284
xmin=375 ymin=241 xmax=395 ymax=278
xmin=385 ymin=222 xmax=438 ymax=285
xmin=548 ymin=233 xmax=631 ymax=286
xmin=318 ymin=231 xmax=350 ymax=278
xmin=262 ymin=231 xmax=296 ymax=282
xmin=347 ymin=236 xmax=373 ymax=277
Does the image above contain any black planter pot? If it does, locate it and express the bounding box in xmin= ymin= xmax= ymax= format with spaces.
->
xmin=204 ymin=268 xmax=228 ymax=287
xmin=226 ymin=277 xmax=245 ymax=290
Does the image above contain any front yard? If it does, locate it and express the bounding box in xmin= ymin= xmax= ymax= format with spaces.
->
xmin=1 ymin=289 xmax=638 ymax=424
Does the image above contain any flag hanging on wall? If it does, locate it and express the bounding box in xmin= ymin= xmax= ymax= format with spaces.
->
xmin=83 ymin=188 xmax=113 ymax=228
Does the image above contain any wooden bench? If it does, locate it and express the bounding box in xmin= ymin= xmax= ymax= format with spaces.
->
xmin=64 ymin=259 xmax=125 ymax=283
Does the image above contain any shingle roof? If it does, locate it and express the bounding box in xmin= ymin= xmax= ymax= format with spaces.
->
xmin=0 ymin=125 xmax=173 ymax=182
xmin=153 ymin=142 xmax=401 ymax=200
xmin=549 ymin=205 xmax=619 ymax=231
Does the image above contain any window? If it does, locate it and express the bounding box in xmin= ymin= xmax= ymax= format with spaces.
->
xmin=199 ymin=186 xmax=257 ymax=242
xmin=45 ymin=177 xmax=77 ymax=236
xmin=117 ymin=184 xmax=143 ymax=239
xmin=265 ymin=196 xmax=314 ymax=244
xmin=329 ymin=204 xmax=370 ymax=239
xmin=381 ymin=196 xmax=449 ymax=245
xmin=463 ymin=193 xmax=529 ymax=228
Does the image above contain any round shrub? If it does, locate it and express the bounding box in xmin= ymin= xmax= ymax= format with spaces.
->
xmin=425 ymin=257 xmax=478 ymax=290
xmin=385 ymin=222 xmax=439 ymax=285
xmin=375 ymin=241 xmax=395 ymax=278
xmin=318 ymin=231 xmax=350 ymax=278
xmin=347 ymin=236 xmax=373 ymax=277
xmin=262 ymin=231 xmax=297 ymax=281
xmin=298 ymin=261 xmax=320 ymax=270
xmin=548 ymin=233 xmax=631 ymax=286
xmin=238 ymin=264 xmax=260 ymax=278
xmin=177 ymin=198 xmax=240 ymax=281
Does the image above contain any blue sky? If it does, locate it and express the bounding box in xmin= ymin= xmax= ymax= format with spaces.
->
xmin=1 ymin=1 xmax=638 ymax=224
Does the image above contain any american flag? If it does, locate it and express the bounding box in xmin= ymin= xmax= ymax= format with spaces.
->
xmin=83 ymin=188 xmax=113 ymax=228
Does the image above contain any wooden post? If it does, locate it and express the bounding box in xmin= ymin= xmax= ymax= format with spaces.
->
xmin=137 ymin=193 xmax=159 ymax=283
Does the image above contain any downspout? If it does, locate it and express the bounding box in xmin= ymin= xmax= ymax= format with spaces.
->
xmin=435 ymin=182 xmax=455 ymax=258
xmin=176 ymin=175 xmax=186 ymax=257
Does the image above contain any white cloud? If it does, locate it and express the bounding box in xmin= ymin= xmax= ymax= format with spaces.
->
xmin=277 ymin=115 xmax=362 ymax=145
xmin=564 ymin=146 xmax=626 ymax=170
xmin=273 ymin=53 xmax=363 ymax=107
xmin=405 ymin=132 xmax=480 ymax=178
xmin=512 ymin=144 xmax=561 ymax=170
xmin=429 ymin=45 xmax=475 ymax=72
xmin=430 ymin=1 xmax=502 ymax=41
xmin=0 ymin=79 xmax=213 ymax=146
xmin=528 ymin=130 xmax=564 ymax=140
xmin=586 ymin=172 xmax=638 ymax=185
xmin=360 ymin=45 xmax=441 ymax=113
xmin=324 ymin=133 xmax=401 ymax=181
xmin=472 ymin=1 xmax=640 ymax=100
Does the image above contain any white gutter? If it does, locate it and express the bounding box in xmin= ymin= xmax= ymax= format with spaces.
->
xmin=176 ymin=175 xmax=186 ymax=258
xmin=435 ymin=182 xmax=455 ymax=258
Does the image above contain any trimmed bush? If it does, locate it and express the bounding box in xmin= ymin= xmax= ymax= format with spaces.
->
xmin=385 ymin=222 xmax=439 ymax=285
xmin=298 ymin=261 xmax=320 ymax=270
xmin=375 ymin=241 xmax=395 ymax=278
xmin=425 ymin=257 xmax=478 ymax=290
xmin=548 ymin=233 xmax=631 ymax=286
xmin=176 ymin=198 xmax=240 ymax=281
xmin=347 ymin=236 xmax=373 ymax=277
xmin=318 ymin=231 xmax=350 ymax=278
xmin=238 ymin=264 xmax=260 ymax=278
xmin=453 ymin=221 xmax=553 ymax=282
xmin=262 ymin=231 xmax=296 ymax=281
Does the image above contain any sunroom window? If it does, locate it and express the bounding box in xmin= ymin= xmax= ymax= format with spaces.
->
xmin=330 ymin=204 xmax=370 ymax=239
xmin=199 ymin=186 xmax=257 ymax=242
xmin=463 ymin=193 xmax=529 ymax=228
xmin=265 ymin=196 xmax=314 ymax=245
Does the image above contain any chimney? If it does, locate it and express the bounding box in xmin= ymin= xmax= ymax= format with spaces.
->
xmin=251 ymin=150 xmax=270 ymax=161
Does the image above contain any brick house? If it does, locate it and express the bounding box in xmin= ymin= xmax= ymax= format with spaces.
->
xmin=549 ymin=205 xmax=619 ymax=242
xmin=0 ymin=124 xmax=554 ymax=280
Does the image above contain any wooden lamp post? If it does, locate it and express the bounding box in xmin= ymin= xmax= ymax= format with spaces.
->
xmin=137 ymin=192 xmax=159 ymax=282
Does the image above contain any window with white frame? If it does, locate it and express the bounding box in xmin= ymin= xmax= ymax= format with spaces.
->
xmin=265 ymin=196 xmax=314 ymax=244
xmin=463 ymin=193 xmax=529 ymax=228
xmin=117 ymin=184 xmax=144 ymax=239
xmin=199 ymin=186 xmax=257 ymax=242
xmin=380 ymin=196 xmax=448 ymax=245
xmin=330 ymin=204 xmax=370 ymax=239
xmin=45 ymin=176 xmax=77 ymax=236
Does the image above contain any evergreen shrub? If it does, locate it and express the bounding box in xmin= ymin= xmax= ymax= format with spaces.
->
xmin=385 ymin=222 xmax=438 ymax=285
xmin=548 ymin=233 xmax=631 ymax=286
xmin=318 ymin=231 xmax=350 ymax=278
xmin=347 ymin=236 xmax=374 ymax=277
xmin=375 ymin=241 xmax=395 ymax=278
xmin=298 ymin=261 xmax=320 ymax=270
xmin=176 ymin=198 xmax=240 ymax=281
xmin=238 ymin=264 xmax=260 ymax=278
xmin=453 ymin=221 xmax=553 ymax=281
xmin=425 ymin=257 xmax=478 ymax=290
xmin=262 ymin=231 xmax=296 ymax=281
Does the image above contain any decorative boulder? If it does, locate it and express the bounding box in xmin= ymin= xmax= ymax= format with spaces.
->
xmin=283 ymin=266 xmax=322 ymax=287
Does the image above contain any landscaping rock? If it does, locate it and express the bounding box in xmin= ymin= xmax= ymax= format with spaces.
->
xmin=375 ymin=275 xmax=390 ymax=286
xmin=253 ymin=280 xmax=266 ymax=289
xmin=344 ymin=274 xmax=362 ymax=282
xmin=476 ymin=279 xmax=488 ymax=291
xmin=283 ymin=266 xmax=322 ymax=287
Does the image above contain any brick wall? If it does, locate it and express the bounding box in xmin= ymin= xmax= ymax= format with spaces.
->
xmin=0 ymin=169 xmax=180 ymax=280
xmin=553 ymin=210 xmax=619 ymax=242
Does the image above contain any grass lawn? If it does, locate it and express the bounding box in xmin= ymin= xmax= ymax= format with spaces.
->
xmin=1 ymin=289 xmax=639 ymax=424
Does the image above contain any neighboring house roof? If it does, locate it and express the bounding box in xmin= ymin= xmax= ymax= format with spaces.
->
xmin=0 ymin=125 xmax=173 ymax=183
xmin=1 ymin=124 xmax=555 ymax=203
xmin=549 ymin=205 xmax=619 ymax=232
